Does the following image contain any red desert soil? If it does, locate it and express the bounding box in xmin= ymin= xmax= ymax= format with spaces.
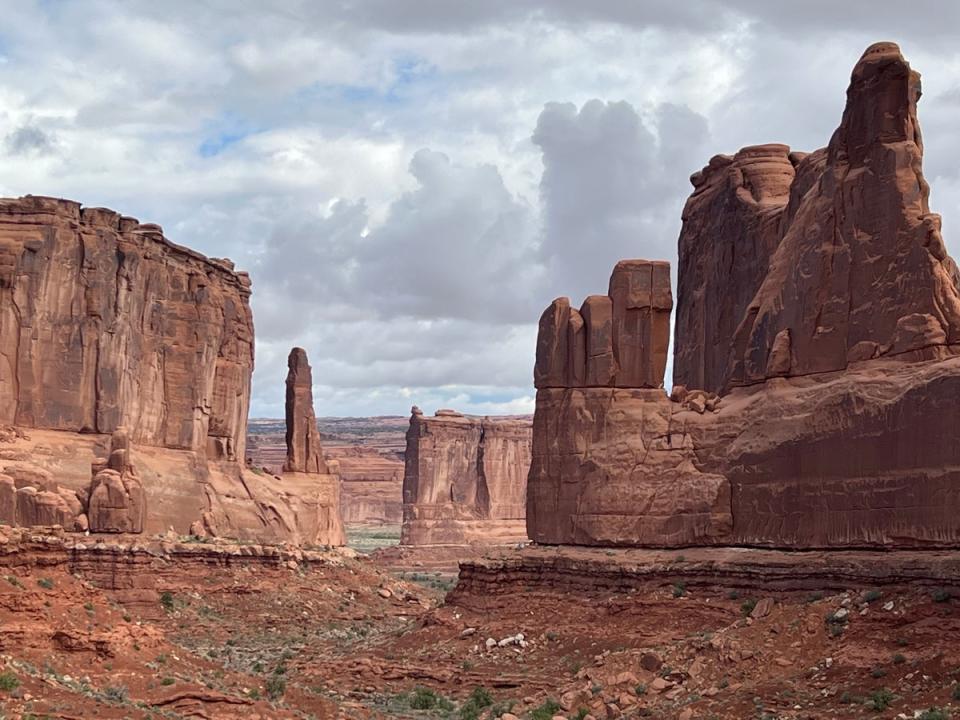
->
xmin=2 ymin=536 xmax=960 ymax=719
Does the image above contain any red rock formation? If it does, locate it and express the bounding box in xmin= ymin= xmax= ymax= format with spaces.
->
xmin=401 ymin=407 xmax=531 ymax=545
xmin=730 ymin=42 xmax=960 ymax=385
xmin=0 ymin=197 xmax=341 ymax=544
xmin=278 ymin=347 xmax=345 ymax=547
xmin=527 ymin=42 xmax=960 ymax=549
xmin=88 ymin=428 xmax=145 ymax=533
xmin=673 ymin=145 xmax=797 ymax=394
xmin=0 ymin=196 xmax=253 ymax=460
xmin=328 ymin=446 xmax=404 ymax=525
xmin=535 ymin=260 xmax=672 ymax=390
xmin=283 ymin=348 xmax=328 ymax=474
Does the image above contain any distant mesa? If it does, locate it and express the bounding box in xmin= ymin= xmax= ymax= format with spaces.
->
xmin=528 ymin=42 xmax=960 ymax=549
xmin=401 ymin=406 xmax=531 ymax=546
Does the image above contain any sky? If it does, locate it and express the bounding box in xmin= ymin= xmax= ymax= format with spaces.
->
xmin=3 ymin=1 xmax=960 ymax=417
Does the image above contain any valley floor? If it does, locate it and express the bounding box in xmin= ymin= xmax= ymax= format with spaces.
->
xmin=2 ymin=531 xmax=960 ymax=719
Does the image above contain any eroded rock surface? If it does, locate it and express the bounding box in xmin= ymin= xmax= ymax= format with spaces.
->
xmin=528 ymin=42 xmax=960 ymax=549
xmin=88 ymin=428 xmax=145 ymax=533
xmin=0 ymin=196 xmax=253 ymax=460
xmin=278 ymin=347 xmax=345 ymax=547
xmin=283 ymin=347 xmax=328 ymax=474
xmin=0 ymin=197 xmax=342 ymax=544
xmin=535 ymin=260 xmax=672 ymax=390
xmin=402 ymin=407 xmax=531 ymax=545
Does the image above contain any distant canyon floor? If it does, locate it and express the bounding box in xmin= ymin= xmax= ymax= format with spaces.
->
xmin=3 ymin=532 xmax=960 ymax=720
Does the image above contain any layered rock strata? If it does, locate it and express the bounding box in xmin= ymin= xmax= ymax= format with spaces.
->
xmin=527 ymin=42 xmax=960 ymax=549
xmin=401 ymin=407 xmax=531 ymax=545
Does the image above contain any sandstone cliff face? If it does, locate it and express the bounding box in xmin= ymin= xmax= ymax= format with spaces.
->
xmin=329 ymin=447 xmax=404 ymax=525
xmin=0 ymin=197 xmax=343 ymax=545
xmin=527 ymin=42 xmax=960 ymax=549
xmin=401 ymin=407 xmax=531 ymax=545
xmin=0 ymin=195 xmax=253 ymax=461
xmin=729 ymin=42 xmax=960 ymax=385
xmin=673 ymin=145 xmax=797 ymax=394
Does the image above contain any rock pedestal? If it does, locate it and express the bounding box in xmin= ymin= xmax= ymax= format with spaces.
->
xmin=88 ymin=428 xmax=145 ymax=533
xmin=278 ymin=347 xmax=345 ymax=547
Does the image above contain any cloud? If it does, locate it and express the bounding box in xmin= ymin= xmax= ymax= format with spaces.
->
xmin=2 ymin=1 xmax=960 ymax=416
xmin=4 ymin=124 xmax=56 ymax=156
xmin=533 ymin=99 xmax=709 ymax=303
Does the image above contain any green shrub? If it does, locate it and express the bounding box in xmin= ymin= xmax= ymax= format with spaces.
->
xmin=867 ymin=688 xmax=894 ymax=711
xmin=409 ymin=686 xmax=452 ymax=711
xmin=871 ymin=667 xmax=887 ymax=678
xmin=37 ymin=577 xmax=54 ymax=590
xmin=459 ymin=686 xmax=494 ymax=719
xmin=933 ymin=588 xmax=952 ymax=603
xmin=918 ymin=709 xmax=950 ymax=720
xmin=159 ymin=591 xmax=174 ymax=611
xmin=672 ymin=582 xmax=686 ymax=598
xmin=0 ymin=671 xmax=19 ymax=692
xmin=265 ymin=675 xmax=286 ymax=700
xmin=161 ymin=677 xmax=175 ymax=686
xmin=104 ymin=684 xmax=128 ymax=703
xmin=741 ymin=598 xmax=757 ymax=616
xmin=530 ymin=699 xmax=563 ymax=720
xmin=863 ymin=589 xmax=882 ymax=604
xmin=893 ymin=653 xmax=906 ymax=665
xmin=635 ymin=683 xmax=647 ymax=695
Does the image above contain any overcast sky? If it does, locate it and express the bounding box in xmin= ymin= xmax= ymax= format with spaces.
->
xmin=3 ymin=1 xmax=960 ymax=417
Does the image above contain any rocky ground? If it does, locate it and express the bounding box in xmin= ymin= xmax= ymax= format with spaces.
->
xmin=3 ymin=533 xmax=960 ymax=719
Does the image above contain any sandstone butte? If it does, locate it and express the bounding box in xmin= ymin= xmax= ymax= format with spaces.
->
xmin=401 ymin=406 xmax=531 ymax=545
xmin=528 ymin=41 xmax=960 ymax=549
xmin=0 ymin=196 xmax=344 ymax=545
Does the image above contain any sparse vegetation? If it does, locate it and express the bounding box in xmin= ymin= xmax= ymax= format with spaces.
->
xmin=0 ymin=671 xmax=19 ymax=692
xmin=933 ymin=588 xmax=953 ymax=603
xmin=161 ymin=677 xmax=175 ymax=686
xmin=893 ymin=653 xmax=906 ymax=665
xmin=673 ymin=582 xmax=687 ymax=598
xmin=867 ymin=688 xmax=894 ymax=711
xmin=863 ymin=589 xmax=882 ymax=603
xmin=459 ymin=686 xmax=493 ymax=719
xmin=265 ymin=675 xmax=286 ymax=700
xmin=741 ymin=598 xmax=757 ymax=616
xmin=530 ymin=699 xmax=563 ymax=720
xmin=918 ymin=709 xmax=950 ymax=720
xmin=103 ymin=684 xmax=128 ymax=703
xmin=36 ymin=577 xmax=54 ymax=590
xmin=408 ymin=686 xmax=453 ymax=711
